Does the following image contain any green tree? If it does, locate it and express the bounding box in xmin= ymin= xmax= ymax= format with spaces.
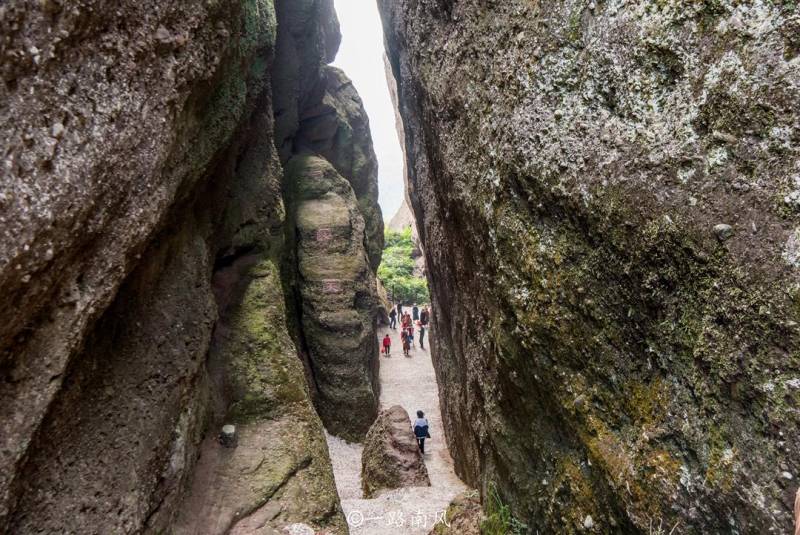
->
xmin=378 ymin=228 xmax=429 ymax=304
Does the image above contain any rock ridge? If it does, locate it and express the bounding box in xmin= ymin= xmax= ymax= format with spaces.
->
xmin=0 ymin=0 xmax=381 ymax=532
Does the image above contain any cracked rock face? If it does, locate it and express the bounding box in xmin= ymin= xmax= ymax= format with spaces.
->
xmin=380 ymin=0 xmax=800 ymax=533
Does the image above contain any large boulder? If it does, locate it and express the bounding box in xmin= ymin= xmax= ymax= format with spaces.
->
xmin=276 ymin=37 xmax=383 ymax=442
xmin=380 ymin=0 xmax=800 ymax=533
xmin=361 ymin=405 xmax=430 ymax=498
xmin=284 ymin=154 xmax=380 ymax=441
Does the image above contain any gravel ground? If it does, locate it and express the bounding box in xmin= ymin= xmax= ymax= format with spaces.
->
xmin=325 ymin=325 xmax=467 ymax=534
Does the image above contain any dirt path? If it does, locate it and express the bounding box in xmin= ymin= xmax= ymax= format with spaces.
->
xmin=326 ymin=324 xmax=467 ymax=534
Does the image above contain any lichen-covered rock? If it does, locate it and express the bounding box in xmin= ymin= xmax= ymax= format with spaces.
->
xmin=172 ymin=258 xmax=345 ymax=534
xmin=380 ymin=0 xmax=800 ymax=533
xmin=285 ymin=154 xmax=380 ymax=441
xmin=361 ymin=405 xmax=430 ymax=498
xmin=0 ymin=0 xmax=279 ymax=530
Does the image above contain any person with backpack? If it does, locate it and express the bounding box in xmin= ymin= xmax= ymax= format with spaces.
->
xmin=413 ymin=410 xmax=430 ymax=454
xmin=420 ymin=307 xmax=429 ymax=326
xmin=382 ymin=333 xmax=392 ymax=356
xmin=388 ymin=307 xmax=397 ymax=329
xmin=418 ymin=320 xmax=426 ymax=350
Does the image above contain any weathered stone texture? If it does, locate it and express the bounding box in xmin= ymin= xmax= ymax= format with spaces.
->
xmin=428 ymin=491 xmax=481 ymax=535
xmin=0 ymin=0 xmax=375 ymax=532
xmin=1 ymin=1 xmax=279 ymax=529
xmin=361 ymin=405 xmax=431 ymax=498
xmin=312 ymin=66 xmax=385 ymax=270
xmin=285 ymin=155 xmax=380 ymax=442
xmin=172 ymin=257 xmax=345 ymax=534
xmin=380 ymin=0 xmax=800 ymax=533
xmin=272 ymin=8 xmax=383 ymax=441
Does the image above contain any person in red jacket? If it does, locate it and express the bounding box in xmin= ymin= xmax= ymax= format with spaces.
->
xmin=382 ymin=333 xmax=391 ymax=357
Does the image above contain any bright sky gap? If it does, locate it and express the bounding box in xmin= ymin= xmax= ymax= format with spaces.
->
xmin=332 ymin=0 xmax=405 ymax=220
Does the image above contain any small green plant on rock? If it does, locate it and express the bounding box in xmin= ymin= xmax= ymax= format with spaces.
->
xmin=481 ymin=483 xmax=528 ymax=535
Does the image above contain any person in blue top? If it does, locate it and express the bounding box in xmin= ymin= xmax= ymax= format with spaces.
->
xmin=413 ymin=410 xmax=430 ymax=454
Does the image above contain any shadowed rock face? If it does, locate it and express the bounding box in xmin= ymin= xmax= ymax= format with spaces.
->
xmin=172 ymin=256 xmax=343 ymax=534
xmin=361 ymin=405 xmax=430 ymax=499
xmin=298 ymin=66 xmax=385 ymax=271
xmin=272 ymin=0 xmax=383 ymax=443
xmin=380 ymin=0 xmax=800 ymax=533
xmin=0 ymin=0 xmax=377 ymax=533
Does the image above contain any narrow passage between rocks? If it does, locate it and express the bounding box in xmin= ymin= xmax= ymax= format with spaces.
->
xmin=326 ymin=325 xmax=467 ymax=535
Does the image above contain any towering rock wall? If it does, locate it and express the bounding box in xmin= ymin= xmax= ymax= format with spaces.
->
xmin=297 ymin=66 xmax=385 ymax=272
xmin=273 ymin=1 xmax=384 ymax=442
xmin=0 ymin=0 xmax=380 ymax=532
xmin=380 ymin=1 xmax=800 ymax=533
xmin=284 ymin=154 xmax=381 ymax=441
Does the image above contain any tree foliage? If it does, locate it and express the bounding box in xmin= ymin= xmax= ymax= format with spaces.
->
xmin=378 ymin=227 xmax=429 ymax=304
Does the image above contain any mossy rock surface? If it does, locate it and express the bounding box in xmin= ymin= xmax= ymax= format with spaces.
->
xmin=284 ymin=155 xmax=381 ymax=442
xmin=380 ymin=0 xmax=800 ymax=532
xmin=296 ymin=195 xmax=351 ymax=231
xmin=429 ymin=490 xmax=481 ymax=535
xmin=173 ymin=257 xmax=346 ymax=534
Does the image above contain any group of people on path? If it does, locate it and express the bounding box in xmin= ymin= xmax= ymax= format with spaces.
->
xmin=384 ymin=303 xmax=430 ymax=357
xmin=382 ymin=304 xmax=433 ymax=455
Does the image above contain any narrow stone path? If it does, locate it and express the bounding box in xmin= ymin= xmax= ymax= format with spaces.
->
xmin=326 ymin=324 xmax=467 ymax=534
